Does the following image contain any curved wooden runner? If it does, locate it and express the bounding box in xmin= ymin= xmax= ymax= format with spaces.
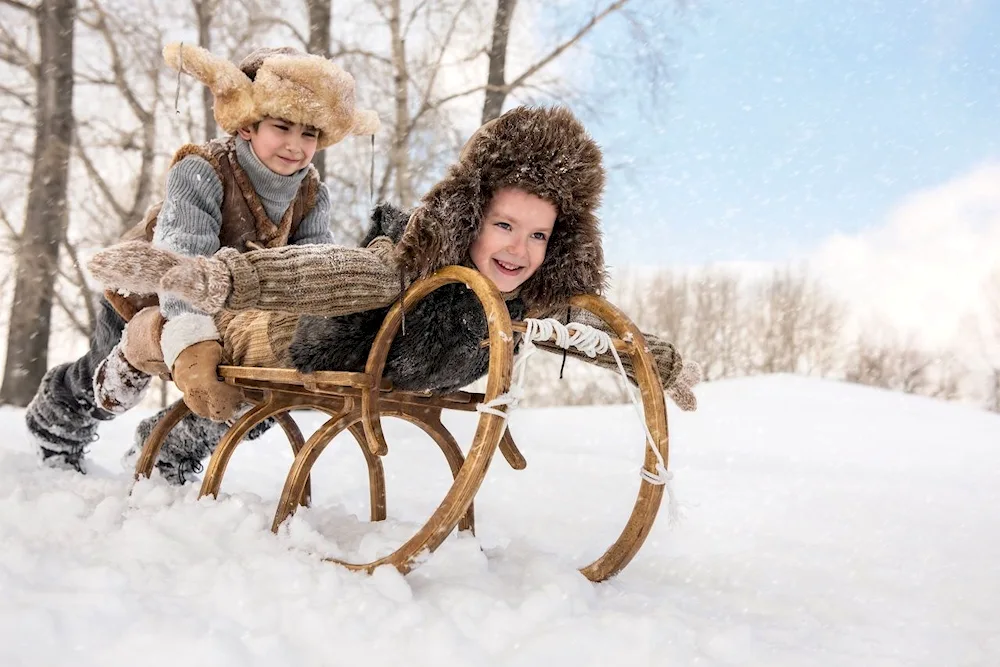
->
xmin=130 ymin=267 xmax=671 ymax=582
xmin=567 ymin=294 xmax=671 ymax=582
xmin=273 ymin=266 xmax=513 ymax=574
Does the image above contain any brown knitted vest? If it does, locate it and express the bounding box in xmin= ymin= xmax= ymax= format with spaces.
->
xmin=107 ymin=135 xmax=319 ymax=321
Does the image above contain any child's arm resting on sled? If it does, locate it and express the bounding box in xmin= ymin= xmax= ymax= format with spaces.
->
xmin=89 ymin=237 xmax=401 ymax=317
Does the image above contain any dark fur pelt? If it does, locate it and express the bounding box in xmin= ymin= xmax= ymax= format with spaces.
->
xmin=291 ymin=283 xmax=525 ymax=393
xmin=293 ymin=202 xmax=525 ymax=392
xmin=360 ymin=202 xmax=410 ymax=248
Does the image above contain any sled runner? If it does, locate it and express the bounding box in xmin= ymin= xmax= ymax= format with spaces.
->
xmin=131 ymin=266 xmax=672 ymax=582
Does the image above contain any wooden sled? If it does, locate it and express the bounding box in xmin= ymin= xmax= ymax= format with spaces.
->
xmin=132 ymin=266 xmax=671 ymax=582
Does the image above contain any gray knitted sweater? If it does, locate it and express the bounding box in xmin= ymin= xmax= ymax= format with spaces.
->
xmin=152 ymin=136 xmax=333 ymax=366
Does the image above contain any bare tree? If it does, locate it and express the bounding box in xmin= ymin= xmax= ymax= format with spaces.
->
xmin=0 ymin=0 xmax=77 ymax=406
xmin=842 ymin=330 xmax=964 ymax=400
xmin=480 ymin=0 xmax=640 ymax=123
xmin=305 ymin=0 xmax=329 ymax=180
xmin=192 ymin=0 xmax=218 ymax=141
xmin=750 ymin=267 xmax=846 ymax=377
xmin=482 ymin=0 xmax=517 ymax=123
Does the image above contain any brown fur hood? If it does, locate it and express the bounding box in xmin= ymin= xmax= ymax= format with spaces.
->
xmin=394 ymin=106 xmax=607 ymax=314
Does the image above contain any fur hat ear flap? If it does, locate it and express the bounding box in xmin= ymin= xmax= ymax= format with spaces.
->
xmin=163 ymin=42 xmax=255 ymax=134
xmin=351 ymin=109 xmax=381 ymax=136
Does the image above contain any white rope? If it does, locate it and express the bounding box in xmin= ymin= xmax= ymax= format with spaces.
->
xmin=477 ymin=318 xmax=679 ymax=522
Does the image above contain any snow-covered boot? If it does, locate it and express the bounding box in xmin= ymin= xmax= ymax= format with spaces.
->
xmin=125 ymin=401 xmax=276 ymax=485
xmin=25 ymin=365 xmax=108 ymax=474
xmin=24 ymin=298 xmax=126 ymax=474
xmin=93 ymin=335 xmax=152 ymax=414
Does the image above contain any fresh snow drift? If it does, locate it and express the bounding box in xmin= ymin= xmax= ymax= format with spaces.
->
xmin=0 ymin=375 xmax=997 ymax=666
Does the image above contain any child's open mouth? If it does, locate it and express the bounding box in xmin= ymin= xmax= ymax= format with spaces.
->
xmin=493 ymin=259 xmax=523 ymax=275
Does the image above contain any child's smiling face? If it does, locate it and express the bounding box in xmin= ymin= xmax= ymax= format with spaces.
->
xmin=470 ymin=187 xmax=556 ymax=293
xmin=238 ymin=117 xmax=319 ymax=175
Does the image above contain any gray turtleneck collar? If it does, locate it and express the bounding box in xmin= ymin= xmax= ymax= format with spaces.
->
xmin=235 ymin=136 xmax=309 ymax=223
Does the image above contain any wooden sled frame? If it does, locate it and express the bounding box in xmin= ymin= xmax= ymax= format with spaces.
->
xmin=133 ymin=265 xmax=671 ymax=582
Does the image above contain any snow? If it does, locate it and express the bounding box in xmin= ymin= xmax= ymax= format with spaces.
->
xmin=1 ymin=375 xmax=998 ymax=666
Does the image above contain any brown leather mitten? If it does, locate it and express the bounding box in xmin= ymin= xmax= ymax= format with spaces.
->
xmin=122 ymin=306 xmax=169 ymax=376
xmin=171 ymin=340 xmax=244 ymax=422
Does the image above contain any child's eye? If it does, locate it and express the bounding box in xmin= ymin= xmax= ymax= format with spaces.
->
xmin=303 ymin=130 xmax=318 ymax=138
xmin=274 ymin=124 xmax=289 ymax=131
xmin=531 ymin=232 xmax=548 ymax=241
xmin=494 ymin=221 xmax=512 ymax=231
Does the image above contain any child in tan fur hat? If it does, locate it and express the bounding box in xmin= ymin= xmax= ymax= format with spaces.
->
xmin=23 ymin=43 xmax=379 ymax=475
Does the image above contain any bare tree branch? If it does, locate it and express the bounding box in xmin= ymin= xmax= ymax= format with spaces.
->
xmin=51 ymin=278 xmax=92 ymax=336
xmin=79 ymin=0 xmax=154 ymax=124
xmin=408 ymin=0 xmax=475 ymax=134
xmin=403 ymin=0 xmax=431 ymax=36
xmin=0 ymin=203 xmax=20 ymax=245
xmin=72 ymin=133 xmax=128 ymax=221
xmin=330 ymin=46 xmax=393 ymax=66
xmin=0 ymin=83 xmax=32 ymax=108
xmin=0 ymin=0 xmax=38 ymax=14
xmin=60 ymin=237 xmax=97 ymax=332
xmin=0 ymin=22 xmax=39 ymax=75
xmin=506 ymin=0 xmax=630 ymax=92
xmin=249 ymin=15 xmax=307 ymax=46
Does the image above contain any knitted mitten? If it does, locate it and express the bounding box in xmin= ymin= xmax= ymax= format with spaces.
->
xmin=645 ymin=337 xmax=701 ymax=412
xmin=159 ymin=254 xmax=232 ymax=314
xmin=88 ymin=241 xmax=182 ymax=295
xmin=664 ymin=359 xmax=701 ymax=412
xmin=88 ymin=241 xmax=232 ymax=314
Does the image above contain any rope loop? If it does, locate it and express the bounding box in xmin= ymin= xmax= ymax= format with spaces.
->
xmin=477 ymin=317 xmax=676 ymax=496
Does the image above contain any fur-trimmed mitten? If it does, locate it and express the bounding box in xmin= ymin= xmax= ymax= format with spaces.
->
xmin=171 ymin=340 xmax=244 ymax=422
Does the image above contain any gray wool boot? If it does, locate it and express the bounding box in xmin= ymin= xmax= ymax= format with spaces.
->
xmin=24 ymin=300 xmax=126 ymax=474
xmin=123 ymin=401 xmax=276 ymax=485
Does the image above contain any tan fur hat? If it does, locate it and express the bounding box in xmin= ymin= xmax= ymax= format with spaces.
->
xmin=164 ymin=42 xmax=380 ymax=150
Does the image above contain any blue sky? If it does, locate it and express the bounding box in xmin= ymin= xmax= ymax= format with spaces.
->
xmin=583 ymin=0 xmax=1000 ymax=266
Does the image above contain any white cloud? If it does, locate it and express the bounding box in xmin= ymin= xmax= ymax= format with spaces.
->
xmin=811 ymin=162 xmax=1000 ymax=350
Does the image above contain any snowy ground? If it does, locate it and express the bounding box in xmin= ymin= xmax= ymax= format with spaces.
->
xmin=1 ymin=375 xmax=997 ymax=666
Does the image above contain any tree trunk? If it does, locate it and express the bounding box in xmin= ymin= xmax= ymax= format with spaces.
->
xmin=306 ymin=0 xmax=331 ymax=181
xmin=388 ymin=0 xmax=412 ymax=206
xmin=193 ymin=0 xmax=216 ymax=141
xmin=482 ymin=0 xmax=517 ymax=124
xmin=0 ymin=0 xmax=77 ymax=407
